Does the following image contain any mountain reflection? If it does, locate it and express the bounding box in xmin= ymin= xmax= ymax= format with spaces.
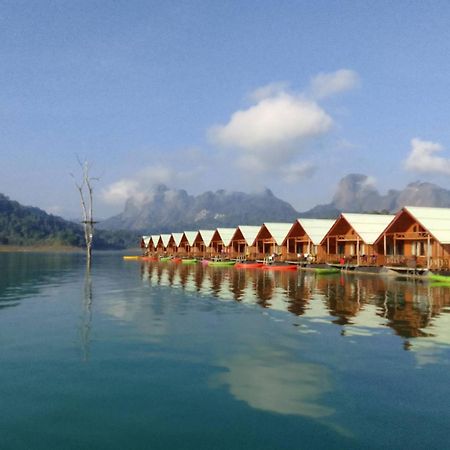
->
xmin=141 ymin=262 xmax=450 ymax=350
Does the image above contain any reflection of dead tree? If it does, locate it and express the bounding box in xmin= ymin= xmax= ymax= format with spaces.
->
xmin=71 ymin=158 xmax=98 ymax=268
xmin=80 ymin=266 xmax=93 ymax=361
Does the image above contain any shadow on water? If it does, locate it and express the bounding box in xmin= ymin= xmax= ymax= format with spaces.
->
xmin=141 ymin=261 xmax=450 ymax=348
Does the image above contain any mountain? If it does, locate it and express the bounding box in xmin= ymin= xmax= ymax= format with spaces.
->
xmin=0 ymin=193 xmax=137 ymax=248
xmin=100 ymin=175 xmax=450 ymax=232
xmin=300 ymin=174 xmax=450 ymax=217
xmin=99 ymin=185 xmax=300 ymax=232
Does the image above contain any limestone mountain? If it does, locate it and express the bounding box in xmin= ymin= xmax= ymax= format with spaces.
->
xmin=98 ymin=185 xmax=300 ymax=232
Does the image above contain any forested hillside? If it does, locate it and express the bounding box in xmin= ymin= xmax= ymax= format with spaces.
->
xmin=0 ymin=194 xmax=137 ymax=248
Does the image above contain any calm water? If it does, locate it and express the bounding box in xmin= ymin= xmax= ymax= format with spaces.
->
xmin=0 ymin=253 xmax=449 ymax=449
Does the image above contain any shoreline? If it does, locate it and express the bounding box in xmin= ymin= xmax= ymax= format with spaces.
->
xmin=0 ymin=245 xmax=83 ymax=253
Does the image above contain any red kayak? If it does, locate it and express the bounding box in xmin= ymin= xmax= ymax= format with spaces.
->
xmin=261 ymin=263 xmax=297 ymax=271
xmin=172 ymin=257 xmax=182 ymax=263
xmin=235 ymin=262 xmax=264 ymax=269
xmin=141 ymin=256 xmax=158 ymax=261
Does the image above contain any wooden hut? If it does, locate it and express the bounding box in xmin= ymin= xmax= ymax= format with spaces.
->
xmin=320 ymin=213 xmax=394 ymax=266
xmin=254 ymin=223 xmax=292 ymax=261
xmin=149 ymin=235 xmax=160 ymax=254
xmin=156 ymin=234 xmax=172 ymax=255
xmin=209 ymin=228 xmax=236 ymax=258
xmin=167 ymin=233 xmax=184 ymax=255
xmin=283 ymin=219 xmax=335 ymax=262
xmin=178 ymin=231 xmax=198 ymax=257
xmin=140 ymin=236 xmax=151 ymax=255
xmin=229 ymin=226 xmax=260 ymax=259
xmin=192 ymin=230 xmax=215 ymax=258
xmin=374 ymin=206 xmax=450 ymax=270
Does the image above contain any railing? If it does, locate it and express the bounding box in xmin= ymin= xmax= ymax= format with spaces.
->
xmin=323 ymin=254 xmax=383 ymax=266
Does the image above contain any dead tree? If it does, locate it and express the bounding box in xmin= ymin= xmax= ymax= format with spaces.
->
xmin=72 ymin=159 xmax=98 ymax=268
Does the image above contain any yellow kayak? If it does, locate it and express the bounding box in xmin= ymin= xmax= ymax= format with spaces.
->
xmin=123 ymin=256 xmax=141 ymax=260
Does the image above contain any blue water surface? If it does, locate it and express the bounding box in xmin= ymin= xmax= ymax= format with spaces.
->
xmin=0 ymin=252 xmax=449 ymax=449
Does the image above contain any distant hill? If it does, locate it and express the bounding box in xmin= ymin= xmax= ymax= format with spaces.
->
xmin=99 ymin=175 xmax=450 ymax=232
xmin=0 ymin=194 xmax=137 ymax=249
xmin=99 ymin=185 xmax=300 ymax=232
xmin=299 ymin=174 xmax=450 ymax=217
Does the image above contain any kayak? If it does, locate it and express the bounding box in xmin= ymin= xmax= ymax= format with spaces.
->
xmin=181 ymin=259 xmax=197 ymax=264
xmin=235 ymin=262 xmax=264 ymax=269
xmin=172 ymin=257 xmax=182 ymax=263
xmin=123 ymin=256 xmax=141 ymax=260
xmin=159 ymin=256 xmax=172 ymax=262
xmin=428 ymin=273 xmax=450 ymax=283
xmin=208 ymin=261 xmax=236 ymax=267
xmin=141 ymin=256 xmax=158 ymax=261
xmin=261 ymin=263 xmax=297 ymax=271
xmin=314 ymin=268 xmax=340 ymax=275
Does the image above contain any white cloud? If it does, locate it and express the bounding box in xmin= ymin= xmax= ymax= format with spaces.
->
xmin=281 ymin=163 xmax=317 ymax=183
xmin=405 ymin=138 xmax=450 ymax=175
xmin=310 ymin=69 xmax=360 ymax=100
xmin=211 ymin=93 xmax=332 ymax=153
xmin=209 ymin=70 xmax=358 ymax=177
xmin=101 ymin=164 xmax=173 ymax=205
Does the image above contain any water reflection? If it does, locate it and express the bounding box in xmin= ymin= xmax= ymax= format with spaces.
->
xmin=141 ymin=262 xmax=450 ymax=351
xmin=214 ymin=348 xmax=334 ymax=418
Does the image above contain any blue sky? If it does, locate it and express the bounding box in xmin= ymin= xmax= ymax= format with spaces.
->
xmin=2 ymin=1 xmax=450 ymax=219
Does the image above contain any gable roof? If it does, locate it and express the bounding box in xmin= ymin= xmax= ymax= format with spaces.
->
xmin=235 ymin=226 xmax=261 ymax=246
xmin=183 ymin=231 xmax=198 ymax=246
xmin=295 ymin=219 xmax=335 ymax=245
xmin=160 ymin=234 xmax=172 ymax=248
xmin=142 ymin=236 xmax=151 ymax=247
xmin=215 ymin=228 xmax=237 ymax=246
xmin=151 ymin=235 xmax=160 ymax=246
xmin=171 ymin=233 xmax=184 ymax=247
xmin=197 ymin=230 xmax=215 ymax=247
xmin=262 ymin=223 xmax=293 ymax=245
xmin=404 ymin=206 xmax=450 ymax=244
xmin=339 ymin=213 xmax=394 ymax=245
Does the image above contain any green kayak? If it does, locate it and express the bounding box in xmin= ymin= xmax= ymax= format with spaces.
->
xmin=208 ymin=260 xmax=236 ymax=267
xmin=315 ymin=268 xmax=340 ymax=275
xmin=181 ymin=259 xmax=197 ymax=264
xmin=159 ymin=256 xmax=172 ymax=262
xmin=428 ymin=273 xmax=450 ymax=283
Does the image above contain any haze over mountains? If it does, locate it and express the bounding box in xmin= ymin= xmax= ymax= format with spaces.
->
xmin=99 ymin=174 xmax=450 ymax=232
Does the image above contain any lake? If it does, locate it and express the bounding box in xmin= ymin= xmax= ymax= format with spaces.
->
xmin=0 ymin=252 xmax=449 ymax=449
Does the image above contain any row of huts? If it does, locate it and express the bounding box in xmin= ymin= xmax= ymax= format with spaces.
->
xmin=140 ymin=206 xmax=450 ymax=270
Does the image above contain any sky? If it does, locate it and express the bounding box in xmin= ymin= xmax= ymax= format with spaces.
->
xmin=2 ymin=0 xmax=450 ymax=219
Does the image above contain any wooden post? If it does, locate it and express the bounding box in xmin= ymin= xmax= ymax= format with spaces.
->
xmin=356 ymin=236 xmax=360 ymax=266
xmin=427 ymin=234 xmax=431 ymax=269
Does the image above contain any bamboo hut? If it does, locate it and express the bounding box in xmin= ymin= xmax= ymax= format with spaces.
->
xmin=320 ymin=213 xmax=394 ymax=266
xmin=192 ymin=230 xmax=215 ymax=258
xmin=229 ymin=226 xmax=260 ymax=260
xmin=283 ymin=219 xmax=335 ymax=262
xmin=254 ymin=223 xmax=292 ymax=261
xmin=209 ymin=228 xmax=236 ymax=258
xmin=374 ymin=206 xmax=450 ymax=270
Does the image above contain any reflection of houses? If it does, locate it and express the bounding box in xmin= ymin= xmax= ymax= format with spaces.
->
xmin=320 ymin=213 xmax=394 ymax=265
xmin=229 ymin=226 xmax=260 ymax=259
xmin=254 ymin=223 xmax=292 ymax=260
xmin=192 ymin=230 xmax=215 ymax=258
xmin=156 ymin=234 xmax=171 ymax=255
xmin=283 ymin=219 xmax=335 ymax=262
xmin=374 ymin=206 xmax=450 ymax=270
xmin=210 ymin=228 xmax=236 ymax=257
